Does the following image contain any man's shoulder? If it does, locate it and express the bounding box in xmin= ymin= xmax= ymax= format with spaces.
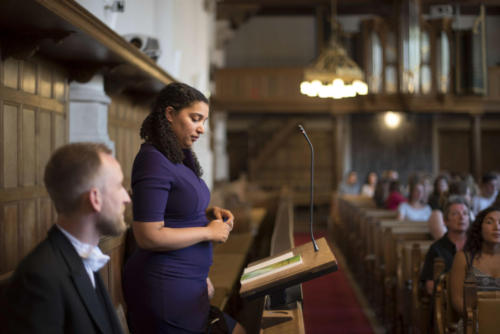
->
xmin=429 ymin=235 xmax=454 ymax=255
xmin=12 ymin=233 xmax=67 ymax=279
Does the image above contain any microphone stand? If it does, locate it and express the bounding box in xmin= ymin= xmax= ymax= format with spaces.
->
xmin=298 ymin=125 xmax=319 ymax=252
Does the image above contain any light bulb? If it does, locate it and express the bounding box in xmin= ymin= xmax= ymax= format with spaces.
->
xmin=384 ymin=111 xmax=401 ymax=129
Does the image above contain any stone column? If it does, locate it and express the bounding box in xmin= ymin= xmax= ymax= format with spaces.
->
xmin=68 ymin=75 xmax=115 ymax=154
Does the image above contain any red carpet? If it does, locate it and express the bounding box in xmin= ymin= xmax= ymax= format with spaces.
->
xmin=294 ymin=232 xmax=374 ymax=334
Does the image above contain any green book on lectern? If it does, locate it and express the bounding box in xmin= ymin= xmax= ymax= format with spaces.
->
xmin=240 ymin=253 xmax=302 ymax=283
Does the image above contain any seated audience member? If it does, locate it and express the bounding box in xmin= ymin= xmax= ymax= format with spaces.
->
xmin=427 ymin=175 xmax=449 ymax=210
xmin=385 ymin=180 xmax=406 ymax=210
xmin=422 ymin=173 xmax=434 ymax=205
xmin=449 ymin=206 xmax=500 ymax=316
xmin=420 ymin=196 xmax=470 ymax=295
xmin=338 ymin=170 xmax=360 ymax=195
xmin=397 ymin=181 xmax=432 ymax=221
xmin=1 ymin=143 xmax=130 ymax=334
xmin=428 ymin=180 xmax=474 ymax=239
xmin=471 ymin=172 xmax=498 ymax=215
xmin=361 ymin=172 xmax=378 ymax=197
xmin=374 ymin=177 xmax=390 ymax=208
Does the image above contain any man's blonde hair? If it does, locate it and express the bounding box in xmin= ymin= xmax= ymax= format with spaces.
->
xmin=44 ymin=143 xmax=112 ymax=214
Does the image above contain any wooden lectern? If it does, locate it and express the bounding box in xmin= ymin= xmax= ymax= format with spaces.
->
xmin=239 ymin=237 xmax=338 ymax=299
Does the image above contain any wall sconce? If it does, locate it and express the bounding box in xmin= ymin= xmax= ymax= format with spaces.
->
xmin=384 ymin=111 xmax=401 ymax=129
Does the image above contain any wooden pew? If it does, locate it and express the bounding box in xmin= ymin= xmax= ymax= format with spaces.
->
xmin=369 ymin=220 xmax=427 ymax=312
xmin=434 ymin=258 xmax=460 ymax=334
xmin=463 ymin=273 xmax=500 ymax=334
xmin=334 ymin=195 xmax=376 ymax=268
xmin=379 ymin=224 xmax=430 ymax=330
xmin=396 ymin=241 xmax=433 ymax=334
xmin=210 ymin=207 xmax=268 ymax=310
xmin=258 ymin=188 xmax=305 ymax=333
xmin=358 ymin=210 xmax=398 ymax=295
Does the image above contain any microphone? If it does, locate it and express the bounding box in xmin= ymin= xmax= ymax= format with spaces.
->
xmin=298 ymin=124 xmax=319 ymax=252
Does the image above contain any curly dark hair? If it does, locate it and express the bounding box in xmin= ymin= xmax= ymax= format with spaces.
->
xmin=463 ymin=206 xmax=500 ymax=260
xmin=140 ymin=82 xmax=208 ymax=177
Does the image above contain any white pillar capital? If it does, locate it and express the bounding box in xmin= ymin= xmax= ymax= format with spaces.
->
xmin=69 ymin=75 xmax=115 ymax=154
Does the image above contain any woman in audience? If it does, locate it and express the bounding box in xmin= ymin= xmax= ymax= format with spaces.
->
xmin=428 ymin=180 xmax=474 ymax=239
xmin=123 ymin=83 xmax=245 ymax=334
xmin=427 ymin=175 xmax=449 ymax=210
xmin=385 ymin=180 xmax=406 ymax=210
xmin=449 ymin=206 xmax=500 ymax=316
xmin=361 ymin=171 xmax=378 ymax=197
xmin=397 ymin=181 xmax=432 ymax=221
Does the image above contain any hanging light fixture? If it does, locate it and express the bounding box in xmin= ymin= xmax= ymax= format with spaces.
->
xmin=300 ymin=0 xmax=368 ymax=99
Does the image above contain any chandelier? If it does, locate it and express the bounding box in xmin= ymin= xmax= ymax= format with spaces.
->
xmin=300 ymin=1 xmax=368 ymax=99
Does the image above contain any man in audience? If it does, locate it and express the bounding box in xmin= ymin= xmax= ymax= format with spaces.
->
xmin=471 ymin=172 xmax=498 ymax=215
xmin=338 ymin=170 xmax=360 ymax=195
xmin=420 ymin=196 xmax=470 ymax=295
xmin=2 ymin=143 xmax=130 ymax=334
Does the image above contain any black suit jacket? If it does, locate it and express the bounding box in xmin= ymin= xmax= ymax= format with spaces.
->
xmin=2 ymin=226 xmax=124 ymax=334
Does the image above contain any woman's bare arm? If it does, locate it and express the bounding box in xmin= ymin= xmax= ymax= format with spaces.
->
xmin=428 ymin=210 xmax=446 ymax=240
xmin=132 ymin=219 xmax=231 ymax=251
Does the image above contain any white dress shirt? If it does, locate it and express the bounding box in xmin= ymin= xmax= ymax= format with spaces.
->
xmin=56 ymin=225 xmax=110 ymax=288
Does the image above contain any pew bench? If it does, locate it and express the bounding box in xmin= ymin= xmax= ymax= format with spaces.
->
xmin=464 ymin=273 xmax=500 ymax=334
xmin=377 ymin=225 xmax=430 ymax=328
xmin=396 ymin=240 xmax=433 ymax=334
xmin=434 ymin=258 xmax=460 ymax=334
xmin=209 ymin=208 xmax=268 ymax=310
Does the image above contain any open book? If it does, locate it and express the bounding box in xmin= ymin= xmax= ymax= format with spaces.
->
xmin=240 ymin=252 xmax=302 ymax=284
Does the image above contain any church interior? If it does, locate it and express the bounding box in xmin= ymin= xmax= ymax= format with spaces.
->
xmin=1 ymin=0 xmax=500 ymax=333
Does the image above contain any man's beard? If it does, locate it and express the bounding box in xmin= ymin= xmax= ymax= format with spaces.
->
xmin=96 ymin=211 xmax=126 ymax=237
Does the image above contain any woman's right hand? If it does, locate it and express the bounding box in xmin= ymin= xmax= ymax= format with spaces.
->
xmin=206 ymin=219 xmax=231 ymax=243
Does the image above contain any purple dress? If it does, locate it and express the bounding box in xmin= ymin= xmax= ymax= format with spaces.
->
xmin=124 ymin=143 xmax=212 ymax=334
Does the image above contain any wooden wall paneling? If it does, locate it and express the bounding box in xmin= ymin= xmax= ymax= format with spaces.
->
xmin=470 ymin=115 xmax=482 ymax=181
xmin=99 ymin=234 xmax=126 ymax=307
xmin=20 ymin=199 xmax=37 ymax=258
xmin=39 ymin=65 xmax=52 ymax=98
xmin=53 ymin=71 xmax=66 ymax=102
xmin=1 ymin=203 xmax=19 ymax=273
xmin=481 ymin=130 xmax=500 ymax=173
xmin=2 ymin=103 xmax=19 ymax=188
xmin=37 ymin=110 xmax=52 ymax=184
xmin=111 ymin=244 xmax=125 ymax=306
xmin=107 ymin=95 xmax=148 ymax=191
xmin=21 ymin=107 xmax=36 ymax=187
xmin=0 ymin=54 xmax=68 ymax=276
xmin=21 ymin=60 xmax=37 ymax=95
xmin=3 ymin=58 xmax=19 ymax=90
xmin=438 ymin=129 xmax=471 ymax=174
xmin=53 ymin=112 xmax=66 ymax=149
xmin=39 ymin=197 xmax=53 ymax=239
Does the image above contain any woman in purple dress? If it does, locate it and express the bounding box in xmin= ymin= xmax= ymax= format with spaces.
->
xmin=124 ymin=83 xmax=245 ymax=333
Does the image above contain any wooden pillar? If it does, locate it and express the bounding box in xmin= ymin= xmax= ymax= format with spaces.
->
xmin=470 ymin=113 xmax=482 ymax=182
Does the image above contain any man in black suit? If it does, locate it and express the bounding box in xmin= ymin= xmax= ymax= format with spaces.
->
xmin=2 ymin=143 xmax=131 ymax=333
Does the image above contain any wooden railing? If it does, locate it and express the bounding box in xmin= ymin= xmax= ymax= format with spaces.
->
xmin=213 ymin=67 xmax=500 ymax=114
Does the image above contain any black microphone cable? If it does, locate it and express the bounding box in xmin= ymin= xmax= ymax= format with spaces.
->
xmin=298 ymin=124 xmax=319 ymax=252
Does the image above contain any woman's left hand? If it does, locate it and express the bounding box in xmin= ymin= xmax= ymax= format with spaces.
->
xmin=207 ymin=206 xmax=234 ymax=231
